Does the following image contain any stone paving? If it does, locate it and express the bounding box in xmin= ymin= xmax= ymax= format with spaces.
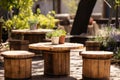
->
xmin=0 ymin=50 xmax=120 ymax=80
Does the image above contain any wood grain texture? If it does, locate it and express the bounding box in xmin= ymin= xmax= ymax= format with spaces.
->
xmin=29 ymin=42 xmax=84 ymax=51
xmin=1 ymin=51 xmax=34 ymax=79
xmin=85 ymin=41 xmax=101 ymax=51
xmin=44 ymin=51 xmax=70 ymax=76
xmin=81 ymin=51 xmax=113 ymax=80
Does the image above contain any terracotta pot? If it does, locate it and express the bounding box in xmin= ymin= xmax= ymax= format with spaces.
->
xmin=59 ymin=35 xmax=65 ymax=44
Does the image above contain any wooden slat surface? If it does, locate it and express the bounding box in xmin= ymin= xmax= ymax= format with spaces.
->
xmin=12 ymin=29 xmax=53 ymax=34
xmin=1 ymin=51 xmax=35 ymax=58
xmin=82 ymin=51 xmax=113 ymax=80
xmin=29 ymin=42 xmax=84 ymax=51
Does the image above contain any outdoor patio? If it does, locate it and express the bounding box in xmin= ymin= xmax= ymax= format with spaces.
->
xmin=0 ymin=0 xmax=120 ymax=80
xmin=0 ymin=50 xmax=120 ymax=80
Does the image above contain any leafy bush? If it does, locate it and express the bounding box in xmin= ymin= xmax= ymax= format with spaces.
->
xmin=3 ymin=0 xmax=58 ymax=30
xmin=114 ymin=48 xmax=120 ymax=59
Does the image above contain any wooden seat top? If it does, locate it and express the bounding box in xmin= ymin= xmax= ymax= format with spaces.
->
xmin=1 ymin=51 xmax=35 ymax=59
xmin=81 ymin=51 xmax=113 ymax=59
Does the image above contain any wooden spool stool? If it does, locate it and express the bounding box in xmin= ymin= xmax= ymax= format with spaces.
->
xmin=85 ymin=41 xmax=101 ymax=51
xmin=1 ymin=51 xmax=35 ymax=80
xmin=9 ymin=39 xmax=29 ymax=50
xmin=81 ymin=51 xmax=113 ymax=80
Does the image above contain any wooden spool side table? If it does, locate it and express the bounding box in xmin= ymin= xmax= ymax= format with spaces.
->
xmin=1 ymin=51 xmax=35 ymax=80
xmin=81 ymin=51 xmax=113 ymax=80
xmin=29 ymin=42 xmax=84 ymax=76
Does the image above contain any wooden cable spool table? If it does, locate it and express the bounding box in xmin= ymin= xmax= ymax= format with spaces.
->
xmin=1 ymin=51 xmax=35 ymax=80
xmin=81 ymin=51 xmax=113 ymax=80
xmin=11 ymin=29 xmax=53 ymax=54
xmin=29 ymin=42 xmax=84 ymax=76
xmin=11 ymin=29 xmax=53 ymax=44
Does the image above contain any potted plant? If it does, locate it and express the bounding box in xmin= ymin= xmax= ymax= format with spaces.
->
xmin=46 ymin=30 xmax=60 ymax=44
xmin=58 ymin=29 xmax=66 ymax=44
xmin=28 ymin=17 xmax=38 ymax=30
xmin=46 ymin=29 xmax=66 ymax=44
xmin=51 ymin=30 xmax=60 ymax=45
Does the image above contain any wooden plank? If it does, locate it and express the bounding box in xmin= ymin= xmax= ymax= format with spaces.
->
xmin=4 ymin=59 xmax=11 ymax=78
xmin=104 ymin=60 xmax=110 ymax=78
xmin=91 ymin=59 xmax=98 ymax=78
xmin=53 ymin=52 xmax=59 ymax=75
xmin=19 ymin=59 xmax=26 ymax=78
xmin=65 ymin=52 xmax=70 ymax=75
xmin=25 ymin=59 xmax=32 ymax=78
xmin=61 ymin=52 xmax=65 ymax=75
xmin=98 ymin=60 xmax=105 ymax=78
xmin=9 ymin=59 xmax=19 ymax=78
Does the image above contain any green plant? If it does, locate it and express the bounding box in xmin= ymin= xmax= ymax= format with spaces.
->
xmin=51 ymin=30 xmax=60 ymax=37
xmin=2 ymin=0 xmax=34 ymax=30
xmin=46 ymin=29 xmax=66 ymax=38
xmin=28 ymin=17 xmax=38 ymax=26
xmin=114 ymin=48 xmax=120 ymax=59
xmin=90 ymin=27 xmax=120 ymax=51
xmin=4 ymin=9 xmax=57 ymax=30
xmin=36 ymin=10 xmax=58 ymax=29
xmin=115 ymin=0 xmax=120 ymax=6
xmin=1 ymin=0 xmax=57 ymax=30
xmin=57 ymin=29 xmax=66 ymax=36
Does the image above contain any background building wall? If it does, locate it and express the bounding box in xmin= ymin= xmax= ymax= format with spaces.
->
xmin=33 ymin=0 xmax=53 ymax=15
xmin=61 ymin=0 xmax=103 ymax=14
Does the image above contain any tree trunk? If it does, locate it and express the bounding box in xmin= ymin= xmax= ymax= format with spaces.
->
xmin=70 ymin=0 xmax=97 ymax=35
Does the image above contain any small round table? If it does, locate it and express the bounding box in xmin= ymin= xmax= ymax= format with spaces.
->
xmin=1 ymin=51 xmax=35 ymax=80
xmin=29 ymin=42 xmax=84 ymax=76
xmin=81 ymin=51 xmax=113 ymax=80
